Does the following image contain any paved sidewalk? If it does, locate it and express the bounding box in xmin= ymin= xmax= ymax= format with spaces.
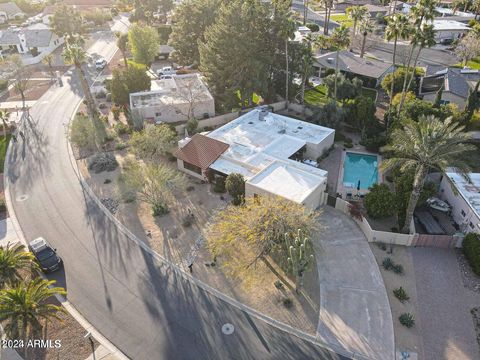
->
xmin=412 ymin=247 xmax=479 ymax=360
xmin=313 ymin=207 xmax=395 ymax=360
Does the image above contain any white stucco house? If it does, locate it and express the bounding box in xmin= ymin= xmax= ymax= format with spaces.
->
xmin=174 ymin=108 xmax=335 ymax=210
xmin=0 ymin=2 xmax=24 ymax=24
xmin=439 ymin=172 xmax=480 ymax=234
xmin=0 ymin=23 xmax=63 ymax=61
xmin=432 ymin=19 xmax=470 ymax=44
xmin=129 ymin=73 xmax=215 ymax=124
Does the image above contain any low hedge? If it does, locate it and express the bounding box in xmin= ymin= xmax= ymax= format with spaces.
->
xmin=463 ymin=233 xmax=480 ymax=276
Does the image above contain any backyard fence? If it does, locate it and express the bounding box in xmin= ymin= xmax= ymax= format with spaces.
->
xmin=332 ymin=198 xmax=462 ymax=248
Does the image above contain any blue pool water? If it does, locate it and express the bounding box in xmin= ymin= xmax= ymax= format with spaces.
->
xmin=343 ymin=152 xmax=378 ymax=190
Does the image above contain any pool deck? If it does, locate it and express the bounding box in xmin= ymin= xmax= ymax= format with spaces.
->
xmin=336 ymin=149 xmax=383 ymax=199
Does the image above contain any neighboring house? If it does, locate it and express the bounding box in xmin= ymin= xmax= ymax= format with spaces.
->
xmin=365 ymin=4 xmax=389 ymax=18
xmin=432 ymin=19 xmax=470 ymax=44
xmin=40 ymin=5 xmax=55 ymax=25
xmin=129 ymin=73 xmax=215 ymax=124
xmin=419 ymin=66 xmax=480 ymax=108
xmin=0 ymin=2 xmax=24 ymax=24
xmin=174 ymin=108 xmax=335 ymax=210
xmin=314 ymin=50 xmax=394 ymax=87
xmin=0 ymin=24 xmax=63 ymax=59
xmin=333 ymin=0 xmax=373 ymax=12
xmin=439 ymin=172 xmax=480 ymax=234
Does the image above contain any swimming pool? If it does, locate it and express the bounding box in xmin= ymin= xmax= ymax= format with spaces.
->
xmin=343 ymin=152 xmax=378 ymax=190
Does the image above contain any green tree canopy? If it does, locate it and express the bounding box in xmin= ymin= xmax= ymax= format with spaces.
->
xmin=169 ymin=0 xmax=220 ymax=66
xmin=323 ymin=73 xmax=362 ymax=102
xmin=225 ymin=173 xmax=245 ymax=205
xmin=364 ymin=183 xmax=397 ymax=219
xmin=111 ymin=64 xmax=151 ymax=106
xmin=0 ymin=243 xmax=37 ymax=288
xmin=129 ymin=124 xmax=177 ymax=160
xmin=128 ymin=24 xmax=159 ymax=66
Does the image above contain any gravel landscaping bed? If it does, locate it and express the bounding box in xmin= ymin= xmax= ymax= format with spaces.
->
xmin=456 ymin=249 xmax=480 ymax=293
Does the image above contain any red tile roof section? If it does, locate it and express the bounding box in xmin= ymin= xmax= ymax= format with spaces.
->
xmin=174 ymin=134 xmax=229 ymax=170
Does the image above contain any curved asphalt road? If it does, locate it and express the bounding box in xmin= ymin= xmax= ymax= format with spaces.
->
xmin=5 ymin=17 xmax=352 ymax=360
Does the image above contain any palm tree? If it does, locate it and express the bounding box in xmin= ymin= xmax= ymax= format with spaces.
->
xmin=358 ymin=17 xmax=375 ymax=58
xmin=62 ymin=43 xmax=96 ymax=119
xmin=474 ymin=0 xmax=480 ymax=19
xmin=398 ymin=24 xmax=436 ymax=113
xmin=346 ymin=5 xmax=368 ymax=47
xmin=116 ymin=32 xmax=129 ymax=68
xmin=0 ymin=109 xmax=9 ymax=140
xmin=298 ymin=38 xmax=315 ymax=104
xmin=329 ymin=25 xmax=350 ymax=101
xmin=398 ymin=0 xmax=436 ymax=113
xmin=0 ymin=243 xmax=37 ymax=288
xmin=42 ymin=54 xmax=55 ymax=82
xmin=0 ymin=278 xmax=66 ymax=341
xmin=303 ymin=0 xmax=309 ymax=25
xmin=323 ymin=0 xmax=334 ymax=35
xmin=381 ymin=116 xmax=474 ymax=233
xmin=385 ymin=13 xmax=409 ymax=127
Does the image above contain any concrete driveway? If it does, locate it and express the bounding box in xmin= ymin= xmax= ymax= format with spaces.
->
xmin=313 ymin=207 xmax=395 ymax=360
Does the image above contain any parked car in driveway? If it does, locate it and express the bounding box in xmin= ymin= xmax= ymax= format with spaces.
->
xmin=29 ymin=237 xmax=63 ymax=273
xmin=95 ymin=58 xmax=107 ymax=70
xmin=157 ymin=66 xmax=176 ymax=77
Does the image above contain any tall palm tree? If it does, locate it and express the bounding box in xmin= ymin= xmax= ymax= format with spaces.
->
xmin=299 ymin=35 xmax=316 ymax=104
xmin=303 ymin=0 xmax=309 ymax=25
xmin=329 ymin=25 xmax=350 ymax=101
xmin=346 ymin=5 xmax=368 ymax=47
xmin=398 ymin=24 xmax=436 ymax=113
xmin=0 ymin=109 xmax=9 ymax=140
xmin=474 ymin=0 xmax=480 ymax=19
xmin=323 ymin=0 xmax=334 ymax=35
xmin=358 ymin=17 xmax=375 ymax=58
xmin=385 ymin=13 xmax=409 ymax=127
xmin=116 ymin=32 xmax=129 ymax=68
xmin=0 ymin=278 xmax=66 ymax=341
xmin=381 ymin=116 xmax=474 ymax=233
xmin=398 ymin=0 xmax=436 ymax=113
xmin=0 ymin=243 xmax=37 ymax=288
xmin=62 ymin=43 xmax=96 ymax=120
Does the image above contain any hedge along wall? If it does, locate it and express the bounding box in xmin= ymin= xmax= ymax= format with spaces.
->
xmin=463 ymin=233 xmax=480 ymax=276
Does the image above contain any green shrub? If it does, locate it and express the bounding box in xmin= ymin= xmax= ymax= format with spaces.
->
xmin=274 ymin=280 xmax=284 ymax=289
xmin=392 ymin=264 xmax=404 ymax=274
xmin=213 ymin=177 xmax=226 ymax=193
xmin=382 ymin=257 xmax=394 ymax=270
xmin=104 ymin=178 xmax=112 ymax=184
xmin=305 ymin=23 xmax=319 ymax=32
xmin=70 ymin=114 xmax=96 ymax=150
xmin=364 ymin=184 xmax=397 ymax=219
xmin=399 ymin=313 xmax=415 ymax=328
xmin=344 ymin=142 xmax=353 ymax=148
xmin=282 ymin=298 xmax=293 ymax=308
xmin=88 ymin=153 xmax=118 ymax=173
xmin=463 ymin=233 xmax=480 ymax=276
xmin=0 ymin=197 xmax=6 ymax=212
xmin=393 ymin=287 xmax=409 ymax=303
xmin=0 ymin=79 xmax=8 ymax=92
xmin=152 ymin=203 xmax=169 ymax=216
xmin=114 ymin=122 xmax=130 ymax=135
xmin=334 ymin=132 xmax=346 ymax=142
xmin=115 ymin=142 xmax=127 ymax=150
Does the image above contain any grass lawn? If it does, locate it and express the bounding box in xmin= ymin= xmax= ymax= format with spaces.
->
xmin=330 ymin=14 xmax=353 ymax=28
xmin=361 ymin=87 xmax=378 ymax=101
xmin=454 ymin=57 xmax=480 ymax=70
xmin=304 ymin=85 xmax=329 ymax=106
xmin=0 ymin=134 xmax=11 ymax=173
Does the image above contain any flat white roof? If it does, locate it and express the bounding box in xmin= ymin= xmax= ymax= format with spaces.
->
xmin=208 ymin=109 xmax=334 ymax=149
xmin=205 ymin=109 xmax=332 ymax=204
xmin=432 ymin=19 xmax=470 ymax=31
xmin=248 ymin=162 xmax=324 ymax=203
xmin=446 ymin=172 xmax=480 ymax=218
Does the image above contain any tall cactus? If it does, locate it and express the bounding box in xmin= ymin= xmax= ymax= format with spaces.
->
xmin=285 ymin=229 xmax=314 ymax=294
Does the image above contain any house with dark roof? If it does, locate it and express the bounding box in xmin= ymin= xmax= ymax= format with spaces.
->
xmin=0 ymin=24 xmax=63 ymax=61
xmin=314 ymin=50 xmax=394 ymax=87
xmin=0 ymin=2 xmax=24 ymax=24
xmin=419 ymin=66 xmax=480 ymax=108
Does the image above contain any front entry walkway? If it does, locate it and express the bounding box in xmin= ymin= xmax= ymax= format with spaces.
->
xmin=313 ymin=206 xmax=395 ymax=360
